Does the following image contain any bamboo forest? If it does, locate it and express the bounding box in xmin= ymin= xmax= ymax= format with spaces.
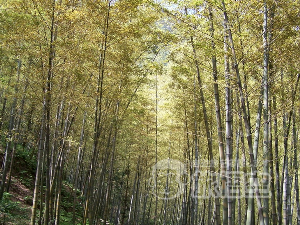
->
xmin=0 ymin=0 xmax=300 ymax=224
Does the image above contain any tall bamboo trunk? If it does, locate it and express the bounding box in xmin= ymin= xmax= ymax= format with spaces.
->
xmin=0 ymin=69 xmax=12 ymax=132
xmin=269 ymin=99 xmax=277 ymax=225
xmin=30 ymin=113 xmax=46 ymax=225
xmin=191 ymin=63 xmax=199 ymax=225
xmin=207 ymin=5 xmax=226 ymax=225
xmin=223 ymin=23 xmax=232 ymax=225
xmin=6 ymin=60 xmax=26 ymax=193
xmin=44 ymin=1 xmax=57 ymax=223
xmin=0 ymin=59 xmax=21 ymax=200
xmin=262 ymin=2 xmax=270 ymax=224
xmin=221 ymin=1 xmax=265 ymax=223
xmin=280 ymin=74 xmax=300 ymax=225
xmin=283 ymin=156 xmax=288 ymax=225
xmin=83 ymin=2 xmax=110 ymax=224
xmin=293 ymin=112 xmax=300 ymax=225
xmin=190 ymin=32 xmax=221 ymax=225
xmin=127 ymin=157 xmax=140 ymax=225
xmin=72 ymin=111 xmax=86 ymax=224
xmin=246 ymin=85 xmax=263 ymax=225
xmin=268 ymin=3 xmax=277 ymax=223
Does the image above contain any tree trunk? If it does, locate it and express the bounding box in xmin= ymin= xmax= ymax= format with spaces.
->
xmin=44 ymin=1 xmax=57 ymax=223
xmin=262 ymin=2 xmax=270 ymax=224
xmin=0 ymin=59 xmax=21 ymax=200
xmin=83 ymin=2 xmax=111 ymax=224
xmin=223 ymin=24 xmax=232 ymax=225
xmin=30 ymin=115 xmax=46 ymax=225
xmin=221 ymin=1 xmax=265 ymax=224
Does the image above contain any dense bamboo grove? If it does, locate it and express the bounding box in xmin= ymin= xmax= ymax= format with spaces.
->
xmin=0 ymin=0 xmax=300 ymax=224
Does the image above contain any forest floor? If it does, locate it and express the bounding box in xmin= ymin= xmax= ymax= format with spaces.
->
xmin=0 ymin=176 xmax=32 ymax=224
xmin=0 ymin=147 xmax=34 ymax=224
xmin=0 ymin=146 xmax=83 ymax=225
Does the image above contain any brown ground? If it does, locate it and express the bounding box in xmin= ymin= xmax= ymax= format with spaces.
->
xmin=0 ymin=150 xmax=33 ymax=224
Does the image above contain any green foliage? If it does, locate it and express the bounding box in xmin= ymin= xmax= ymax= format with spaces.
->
xmin=24 ymin=195 xmax=33 ymax=205
xmin=0 ymin=192 xmax=27 ymax=223
xmin=15 ymin=144 xmax=36 ymax=169
xmin=60 ymin=211 xmax=73 ymax=225
xmin=0 ymin=192 xmax=18 ymax=212
xmin=13 ymin=144 xmax=36 ymax=188
xmin=59 ymin=181 xmax=84 ymax=222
